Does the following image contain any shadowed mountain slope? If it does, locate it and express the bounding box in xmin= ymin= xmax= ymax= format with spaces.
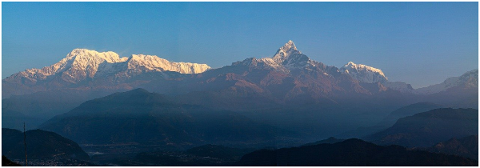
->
xmin=39 ymin=88 xmax=298 ymax=150
xmin=364 ymin=108 xmax=478 ymax=147
xmin=2 ymin=128 xmax=89 ymax=161
xmin=237 ymin=138 xmax=477 ymax=166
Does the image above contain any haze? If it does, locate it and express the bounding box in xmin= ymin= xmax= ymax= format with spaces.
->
xmin=2 ymin=2 xmax=478 ymax=88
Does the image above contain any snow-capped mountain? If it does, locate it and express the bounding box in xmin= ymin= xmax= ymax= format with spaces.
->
xmin=339 ymin=62 xmax=388 ymax=83
xmin=232 ymin=40 xmax=317 ymax=72
xmin=185 ymin=40 xmax=384 ymax=108
xmin=416 ymin=69 xmax=478 ymax=94
xmin=3 ymin=40 xmax=477 ymax=131
xmin=5 ymin=49 xmax=210 ymax=85
xmin=272 ymin=40 xmax=316 ymax=69
xmin=339 ymin=62 xmax=417 ymax=93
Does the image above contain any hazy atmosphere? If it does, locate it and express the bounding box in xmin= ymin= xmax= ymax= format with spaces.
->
xmin=3 ymin=2 xmax=477 ymax=88
xmin=2 ymin=2 xmax=478 ymax=166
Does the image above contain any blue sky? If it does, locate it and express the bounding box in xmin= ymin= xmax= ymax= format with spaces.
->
xmin=2 ymin=2 xmax=478 ymax=88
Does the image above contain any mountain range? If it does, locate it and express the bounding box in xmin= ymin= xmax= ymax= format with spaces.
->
xmin=3 ymin=49 xmax=210 ymax=97
xmin=3 ymin=41 xmax=477 ymax=136
xmin=4 ymin=41 xmax=476 ymax=99
xmin=2 ymin=41 xmax=478 ymax=165
xmin=5 ymin=41 xmax=475 ymax=100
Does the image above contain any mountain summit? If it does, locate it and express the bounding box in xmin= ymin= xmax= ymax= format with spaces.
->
xmin=3 ymin=49 xmax=211 ymax=97
xmin=340 ymin=62 xmax=388 ymax=83
xmin=232 ymin=41 xmax=316 ymax=71
xmin=272 ymin=40 xmax=300 ymax=62
xmin=272 ymin=41 xmax=314 ymax=69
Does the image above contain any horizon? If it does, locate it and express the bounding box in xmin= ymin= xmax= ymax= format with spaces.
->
xmin=2 ymin=2 xmax=478 ymax=88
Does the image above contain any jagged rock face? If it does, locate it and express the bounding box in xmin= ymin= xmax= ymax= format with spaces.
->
xmin=272 ymin=40 xmax=315 ymax=69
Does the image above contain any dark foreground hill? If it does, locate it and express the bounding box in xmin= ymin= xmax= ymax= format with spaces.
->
xmin=237 ymin=138 xmax=477 ymax=166
xmin=40 ymin=88 xmax=298 ymax=150
xmin=364 ymin=108 xmax=478 ymax=147
xmin=2 ymin=156 xmax=20 ymax=166
xmin=2 ymin=128 xmax=89 ymax=165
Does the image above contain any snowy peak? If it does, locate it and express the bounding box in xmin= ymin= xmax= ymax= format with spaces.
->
xmin=66 ymin=49 xmax=126 ymax=62
xmin=343 ymin=61 xmax=386 ymax=78
xmin=6 ymin=49 xmax=211 ymax=84
xmin=128 ymin=54 xmax=210 ymax=74
xmin=272 ymin=40 xmax=302 ymax=63
xmin=340 ymin=62 xmax=388 ymax=83
xmin=232 ymin=41 xmax=316 ymax=72
xmin=269 ymin=40 xmax=317 ymax=69
xmin=280 ymin=40 xmax=297 ymax=53
xmin=60 ymin=49 xmax=131 ymax=81
xmin=340 ymin=62 xmax=417 ymax=93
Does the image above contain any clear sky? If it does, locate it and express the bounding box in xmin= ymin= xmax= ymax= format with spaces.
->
xmin=2 ymin=2 xmax=478 ymax=88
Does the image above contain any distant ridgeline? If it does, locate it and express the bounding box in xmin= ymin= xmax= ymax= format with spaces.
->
xmin=1 ymin=41 xmax=478 ymax=166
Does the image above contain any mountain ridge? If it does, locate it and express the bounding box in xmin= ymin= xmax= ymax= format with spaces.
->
xmin=340 ymin=61 xmax=388 ymax=83
xmin=39 ymin=88 xmax=299 ymax=149
xmin=416 ymin=69 xmax=478 ymax=94
xmin=2 ymin=41 xmax=477 ymax=133
xmin=3 ymin=49 xmax=210 ymax=97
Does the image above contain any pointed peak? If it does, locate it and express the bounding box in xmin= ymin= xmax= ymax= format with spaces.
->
xmin=272 ymin=40 xmax=301 ymax=62
xmin=280 ymin=40 xmax=297 ymax=52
